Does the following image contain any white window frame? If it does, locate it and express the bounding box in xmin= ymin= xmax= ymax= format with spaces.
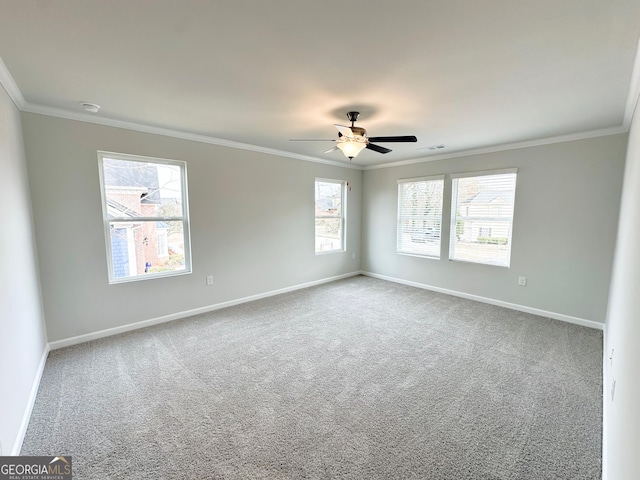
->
xmin=315 ymin=178 xmax=346 ymax=254
xmin=449 ymin=168 xmax=517 ymax=268
xmin=98 ymin=151 xmax=192 ymax=283
xmin=397 ymin=175 xmax=445 ymax=259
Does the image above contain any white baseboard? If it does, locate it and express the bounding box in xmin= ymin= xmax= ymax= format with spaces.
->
xmin=49 ymin=272 xmax=361 ymax=350
xmin=12 ymin=342 xmax=50 ymax=455
xmin=361 ymin=271 xmax=604 ymax=330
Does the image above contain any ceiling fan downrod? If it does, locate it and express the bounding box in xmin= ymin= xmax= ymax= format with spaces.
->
xmin=346 ymin=111 xmax=360 ymax=127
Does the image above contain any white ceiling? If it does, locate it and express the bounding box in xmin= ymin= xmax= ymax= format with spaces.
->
xmin=1 ymin=0 xmax=640 ymax=167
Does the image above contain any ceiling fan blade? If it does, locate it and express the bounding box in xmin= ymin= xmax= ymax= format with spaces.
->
xmin=367 ymin=135 xmax=417 ymax=143
xmin=366 ymin=143 xmax=392 ymax=154
xmin=289 ymin=139 xmax=336 ymax=142
xmin=334 ymin=124 xmax=354 ymax=138
xmin=324 ymin=146 xmax=339 ymax=154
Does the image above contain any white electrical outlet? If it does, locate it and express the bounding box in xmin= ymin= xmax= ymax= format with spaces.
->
xmin=518 ymin=276 xmax=527 ymax=286
xmin=206 ymin=275 xmax=213 ymax=285
xmin=610 ymin=348 xmax=614 ymax=367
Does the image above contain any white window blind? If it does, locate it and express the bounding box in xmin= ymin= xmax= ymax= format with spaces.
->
xmin=397 ymin=176 xmax=444 ymax=258
xmin=315 ymin=179 xmax=345 ymax=253
xmin=449 ymin=169 xmax=517 ymax=267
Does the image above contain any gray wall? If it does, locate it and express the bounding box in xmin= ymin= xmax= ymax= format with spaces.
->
xmin=362 ymin=135 xmax=627 ymax=323
xmin=21 ymin=113 xmax=362 ymax=342
xmin=604 ymin=105 xmax=640 ymax=478
xmin=0 ymin=88 xmax=47 ymax=453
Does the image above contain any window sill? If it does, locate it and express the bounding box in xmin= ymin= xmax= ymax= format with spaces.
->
xmin=397 ymin=252 xmax=440 ymax=260
xmin=315 ymin=249 xmax=346 ymax=256
xmin=108 ymin=268 xmax=192 ymax=285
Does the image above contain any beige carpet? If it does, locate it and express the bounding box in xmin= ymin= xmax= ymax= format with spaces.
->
xmin=21 ymin=275 xmax=603 ymax=479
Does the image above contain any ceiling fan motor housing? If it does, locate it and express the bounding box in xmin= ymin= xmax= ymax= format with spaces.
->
xmin=350 ymin=126 xmax=367 ymax=138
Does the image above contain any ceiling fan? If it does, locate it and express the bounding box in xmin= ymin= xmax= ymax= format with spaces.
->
xmin=290 ymin=111 xmax=418 ymax=160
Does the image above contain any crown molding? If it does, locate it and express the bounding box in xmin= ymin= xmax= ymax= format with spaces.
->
xmin=20 ymin=102 xmax=363 ymax=170
xmin=0 ymin=57 xmax=26 ymax=109
xmin=0 ymin=56 xmax=362 ymax=171
xmin=624 ymin=36 xmax=640 ymax=129
xmin=0 ymin=54 xmax=633 ymax=173
xmin=363 ymin=125 xmax=628 ymax=170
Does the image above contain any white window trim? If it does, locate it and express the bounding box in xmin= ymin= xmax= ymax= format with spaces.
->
xmin=450 ymin=167 xmax=518 ymax=179
xmin=449 ymin=168 xmax=518 ymax=268
xmin=97 ymin=151 xmax=192 ymax=283
xmin=397 ymin=175 xmax=444 ymax=259
xmin=315 ymin=178 xmax=346 ymax=255
xmin=398 ymin=174 xmax=445 ymax=184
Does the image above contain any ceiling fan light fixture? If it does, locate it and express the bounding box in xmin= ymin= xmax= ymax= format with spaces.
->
xmin=336 ymin=140 xmax=367 ymax=159
xmin=289 ymin=111 xmax=417 ymax=159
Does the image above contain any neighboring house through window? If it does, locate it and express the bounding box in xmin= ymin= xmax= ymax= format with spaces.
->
xmin=315 ymin=179 xmax=346 ymax=253
xmin=98 ymin=151 xmax=191 ymax=283
xmin=157 ymin=228 xmax=169 ymax=257
xmin=449 ymin=169 xmax=517 ymax=267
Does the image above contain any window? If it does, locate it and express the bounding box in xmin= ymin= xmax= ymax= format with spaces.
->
xmin=315 ymin=179 xmax=346 ymax=253
xmin=397 ymin=176 xmax=444 ymax=258
xmin=449 ymin=169 xmax=517 ymax=267
xmin=98 ymin=151 xmax=191 ymax=283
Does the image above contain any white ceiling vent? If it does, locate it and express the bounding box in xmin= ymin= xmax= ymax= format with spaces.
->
xmin=80 ymin=102 xmax=100 ymax=113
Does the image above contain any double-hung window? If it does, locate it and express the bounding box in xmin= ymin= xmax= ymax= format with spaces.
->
xmin=449 ymin=169 xmax=517 ymax=267
xmin=98 ymin=151 xmax=192 ymax=283
xmin=397 ymin=176 xmax=444 ymax=258
xmin=315 ymin=179 xmax=346 ymax=253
